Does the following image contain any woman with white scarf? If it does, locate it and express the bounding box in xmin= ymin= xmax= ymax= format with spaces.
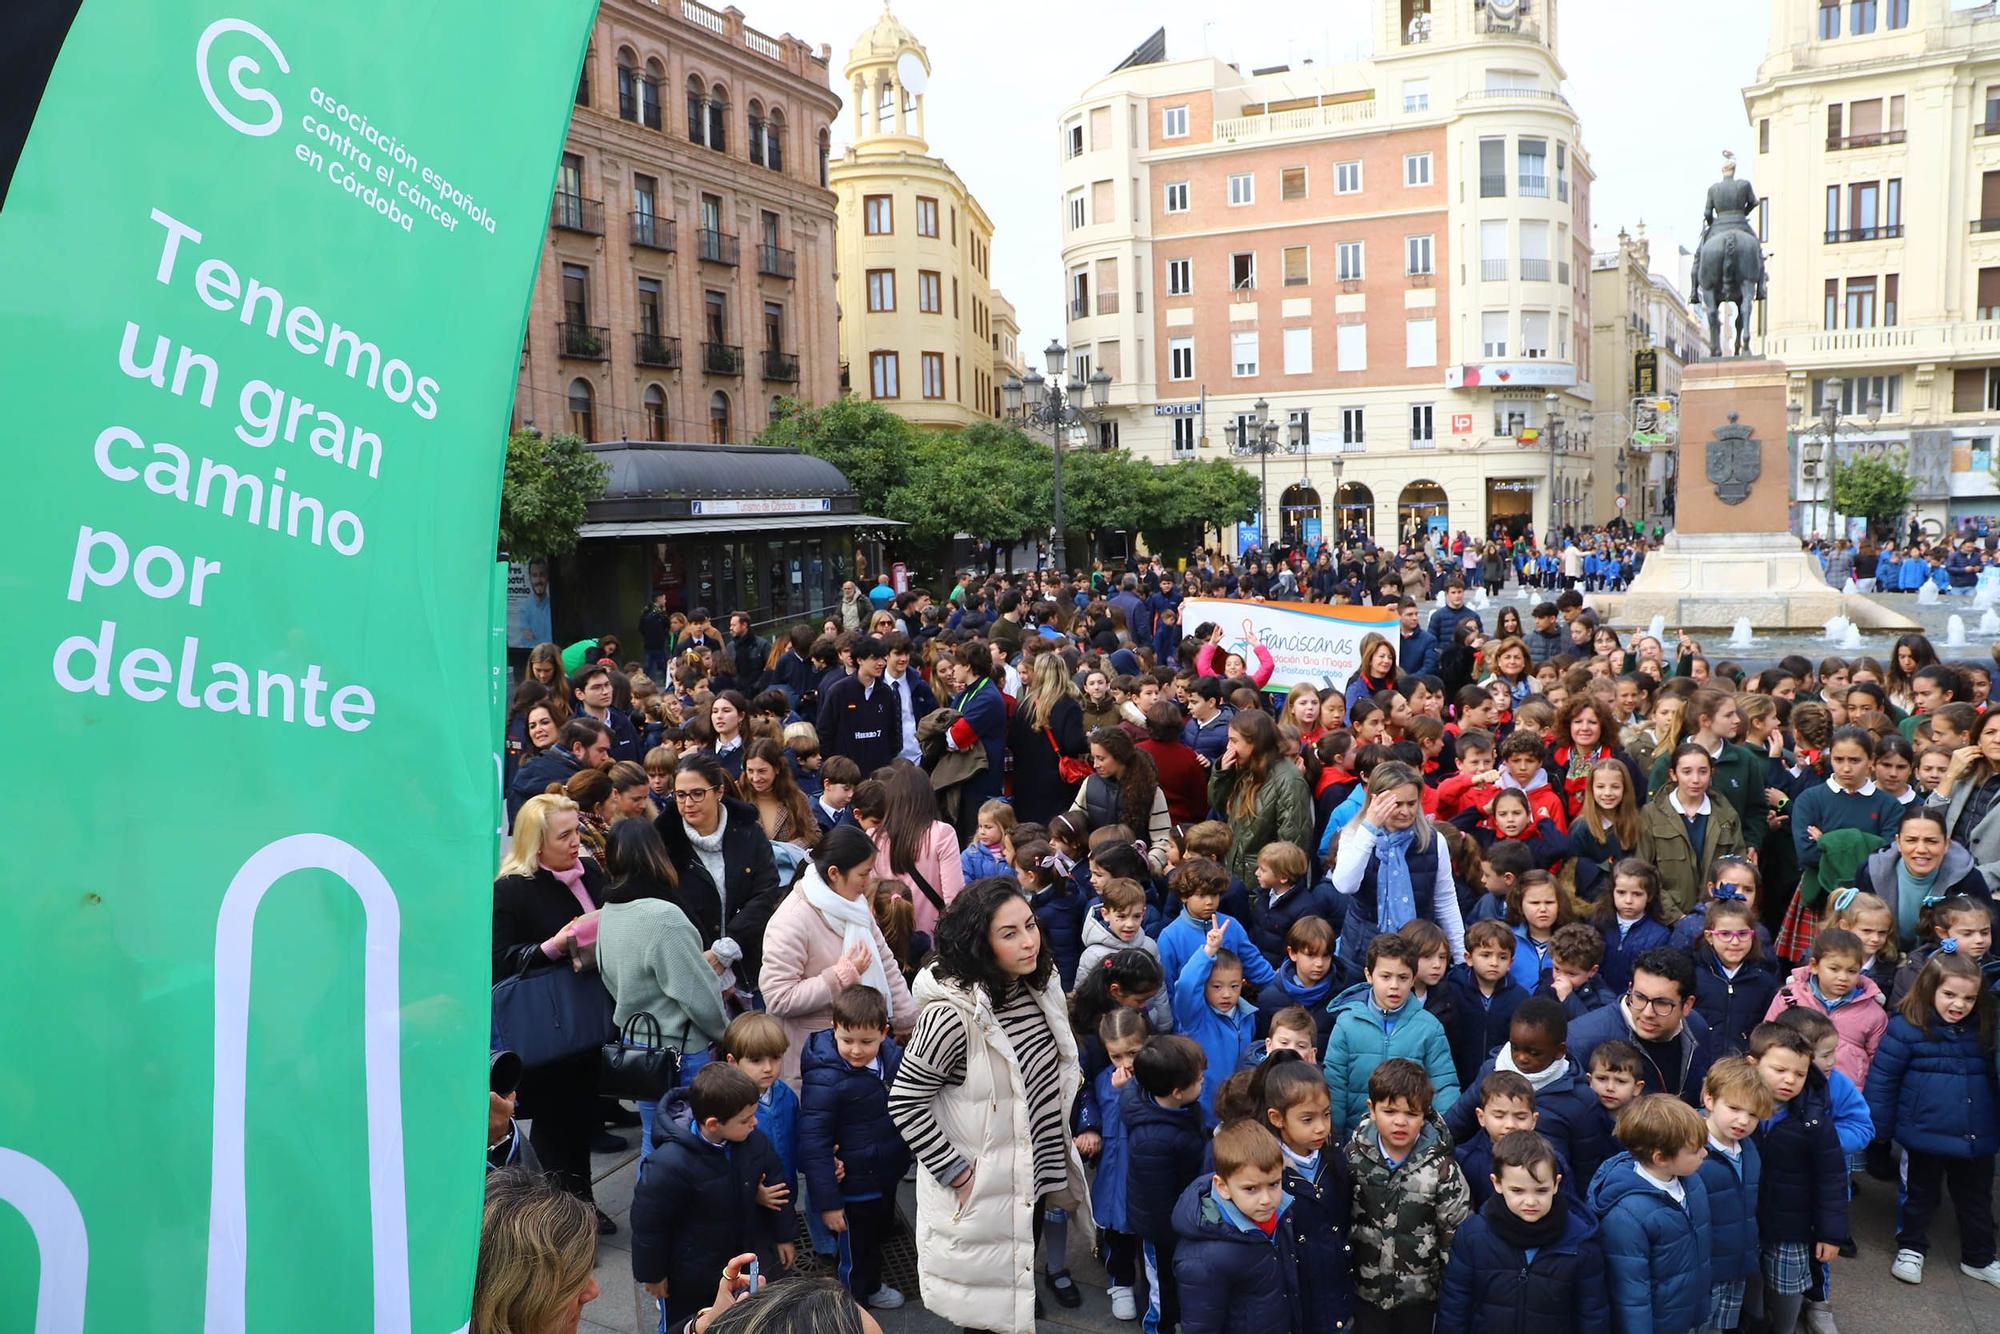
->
xmin=760 ymin=824 xmax=918 ymax=1087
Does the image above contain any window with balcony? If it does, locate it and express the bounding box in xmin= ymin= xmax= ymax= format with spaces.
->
xmin=866 ymin=268 xmax=895 ymax=312
xmin=916 ymin=196 xmax=939 ymax=237
xmin=1337 ymin=324 xmax=1367 ymax=372
xmin=1169 ymin=337 xmax=1194 ymax=381
xmin=1556 ymin=143 xmax=1569 ymax=202
xmin=1480 ymin=137 xmax=1506 ymax=197
xmin=921 ymin=352 xmax=945 ymax=400
xmin=1521 ymin=311 xmax=1551 ymax=358
xmin=1815 ymin=373 xmax=1899 ymax=415
xmin=1341 ymin=407 xmax=1365 ymax=449
xmin=1095 ymin=257 xmax=1120 ymax=315
xmin=1164 ymin=181 xmax=1190 ymax=213
xmin=1411 ymin=403 xmax=1435 ymax=447
xmin=1403 ymin=79 xmax=1430 ymax=113
xmin=1979 ymin=266 xmax=2000 ymax=320
xmin=1334 ymin=160 xmax=1362 ymax=194
xmin=864 ymin=194 xmax=892 ymax=234
xmin=1482 ymin=311 xmax=1509 ymax=358
xmin=1283 ymin=246 xmax=1310 ymax=286
xmin=1167 ymin=257 xmax=1192 ymax=295
xmin=1406 ymin=318 xmax=1437 ymax=368
xmin=631 ymin=173 xmax=667 ymax=250
xmin=870 ymin=352 xmax=899 ymax=399
xmin=1281 ymin=167 xmax=1308 ymax=201
xmin=1231 ymin=331 xmax=1259 ymax=377
xmin=1518 ymin=138 xmax=1548 ymax=197
xmin=1404 ymin=153 xmax=1432 ymax=187
xmin=1069 ymin=269 xmax=1090 ymax=319
xmin=1480 ymin=219 xmax=1508 ymax=281
xmin=1825 ymin=278 xmax=1840 ymax=330
xmin=1406 ymin=234 xmax=1435 ymax=276
xmin=1228 ymin=173 xmax=1255 ymax=206
xmin=1337 ymin=241 xmax=1364 ymax=281
xmin=1846 ymin=276 xmax=1877 ymax=328
xmin=1162 ymin=105 xmax=1188 ymax=139
xmin=1230 ymin=252 xmax=1256 ymax=291
xmin=918 ymin=270 xmax=941 ymax=314
xmin=1520 ymin=221 xmax=1551 ymax=282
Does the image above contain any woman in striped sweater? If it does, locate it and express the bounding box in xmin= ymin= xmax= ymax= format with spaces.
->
xmin=886 ymin=877 xmax=1092 ymax=1332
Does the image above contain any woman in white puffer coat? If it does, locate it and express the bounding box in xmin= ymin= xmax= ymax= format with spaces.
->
xmin=886 ymin=877 xmax=1092 ymax=1333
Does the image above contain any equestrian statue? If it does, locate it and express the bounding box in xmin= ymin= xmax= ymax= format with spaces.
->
xmin=1695 ymin=150 xmax=1767 ymax=358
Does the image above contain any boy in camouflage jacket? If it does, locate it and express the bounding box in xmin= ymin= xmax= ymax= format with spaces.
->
xmin=1343 ymin=1057 xmax=1472 ymax=1326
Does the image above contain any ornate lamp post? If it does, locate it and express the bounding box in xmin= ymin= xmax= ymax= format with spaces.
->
xmin=1002 ymin=339 xmax=1111 ymax=572
xmin=1231 ymin=396 xmax=1299 ymax=550
xmin=1787 ymin=374 xmax=1881 ymax=544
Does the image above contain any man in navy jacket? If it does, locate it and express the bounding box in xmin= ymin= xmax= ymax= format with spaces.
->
xmin=1566 ymin=948 xmax=1714 ymax=1107
xmin=1397 ymin=598 xmax=1440 ymax=676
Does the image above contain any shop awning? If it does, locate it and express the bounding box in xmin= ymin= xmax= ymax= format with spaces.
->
xmin=578 ymin=513 xmax=906 ymax=539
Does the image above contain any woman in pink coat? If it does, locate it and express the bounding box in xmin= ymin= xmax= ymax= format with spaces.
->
xmin=758 ymin=825 xmax=918 ymax=1085
xmin=865 ymin=761 xmax=966 ymax=941
xmin=1193 ymin=637 xmax=1275 ymax=688
xmin=1765 ymin=938 xmax=1888 ymax=1089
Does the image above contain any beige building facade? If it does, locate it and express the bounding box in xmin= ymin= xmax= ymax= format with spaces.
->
xmin=1746 ymin=0 xmax=2000 ymax=535
xmin=1057 ymin=0 xmax=1596 ymax=549
xmin=513 ymin=0 xmax=841 ymax=447
xmin=991 ymin=289 xmax=1024 ymax=417
xmin=1588 ymin=225 xmax=1702 ymax=530
xmin=830 ymin=12 xmax=1000 ymax=429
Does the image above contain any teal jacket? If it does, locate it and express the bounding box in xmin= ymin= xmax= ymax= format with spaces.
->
xmin=1322 ymin=981 xmax=1461 ymax=1136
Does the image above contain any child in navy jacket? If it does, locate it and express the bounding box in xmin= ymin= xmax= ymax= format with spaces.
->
xmin=1690 ymin=898 xmax=1781 ymax=1062
xmin=1591 ymin=861 xmax=1672 ymax=995
xmin=1125 ymin=1035 xmax=1212 ymax=1334
xmin=1697 ymin=1056 xmax=1772 ymax=1333
xmin=1254 ymin=1052 xmax=1355 ymax=1333
xmin=1436 ymin=1131 xmax=1609 ymax=1334
xmin=1541 ymin=923 xmax=1613 ymax=1022
xmin=798 ymin=988 xmax=911 ymax=1307
xmin=1444 ymin=919 xmax=1532 ymax=1086
xmin=1172 ymin=1120 xmax=1307 ymax=1334
xmin=1247 ymin=841 xmax=1342 ymax=968
xmin=1253 ymin=914 xmax=1352 ymax=1046
xmin=1449 ymin=998 xmax=1609 ymax=1189
xmin=1746 ymin=1022 xmax=1848 ymax=1333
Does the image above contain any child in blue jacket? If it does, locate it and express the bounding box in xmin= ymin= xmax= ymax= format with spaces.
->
xmin=1745 ymin=1023 xmax=1848 ymax=1333
xmin=1449 ymin=999 xmax=1608 ymax=1188
xmin=798 ymin=988 xmax=911 ymax=1307
xmin=1159 ymin=857 xmax=1277 ymax=996
xmin=1172 ymin=1121 xmax=1305 ymax=1334
xmin=1253 ymin=914 xmax=1353 ymax=1046
xmin=1864 ymin=947 xmax=2000 ymax=1289
xmin=1323 ymin=933 xmax=1461 ymax=1136
xmin=1584 ymin=1094 xmax=1714 ymax=1334
xmin=1124 ymin=1035 xmax=1213 ymax=1334
xmin=1077 ymin=1008 xmax=1149 ymax=1321
xmin=1173 ymin=932 xmax=1257 ymax=1114
xmin=1698 ymin=1056 xmax=1771 ymax=1333
xmin=1436 ymin=1131 xmax=1609 ymax=1334
xmin=1253 ymin=1052 xmax=1354 ymax=1334
xmin=1591 ymin=864 xmax=1673 ymax=995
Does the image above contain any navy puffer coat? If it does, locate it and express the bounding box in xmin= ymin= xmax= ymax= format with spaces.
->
xmin=1435 ymin=1197 xmax=1610 ymax=1334
xmin=1690 ymin=951 xmax=1780 ymax=1061
xmin=1122 ymin=1081 xmax=1211 ymax=1239
xmin=1694 ymin=1137 xmax=1761 ymax=1286
xmin=797 ymin=1028 xmax=910 ymax=1204
xmin=1282 ymin=1147 xmax=1356 ymax=1333
xmin=1864 ymin=1010 xmax=2000 ymax=1158
xmin=1171 ymin=1177 xmax=1305 ymax=1334
xmin=1752 ymin=1064 xmax=1848 ymax=1246
xmin=1585 ymin=1151 xmax=1712 ymax=1334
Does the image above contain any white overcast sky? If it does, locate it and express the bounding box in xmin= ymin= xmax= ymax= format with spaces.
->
xmin=739 ymin=0 xmax=1770 ymax=337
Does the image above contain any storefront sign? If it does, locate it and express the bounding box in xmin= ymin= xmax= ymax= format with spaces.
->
xmin=1444 ymin=361 xmax=1579 ymax=389
xmin=689 ymin=497 xmax=835 ymax=516
xmin=1182 ymin=598 xmax=1397 ymax=692
xmin=0 ymin=3 xmax=594 ymax=1329
xmin=1451 ymin=413 xmax=1475 ymax=435
xmin=1634 ymin=348 xmax=1659 ymax=397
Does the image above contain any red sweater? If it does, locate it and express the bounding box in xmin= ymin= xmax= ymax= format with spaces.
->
xmin=1138 ymin=737 xmax=1210 ymax=826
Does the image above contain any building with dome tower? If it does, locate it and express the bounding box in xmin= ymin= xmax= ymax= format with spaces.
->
xmin=832 ymin=7 xmax=1006 ymax=428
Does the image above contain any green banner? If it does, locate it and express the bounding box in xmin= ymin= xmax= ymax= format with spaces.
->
xmin=0 ymin=2 xmax=594 ymax=1329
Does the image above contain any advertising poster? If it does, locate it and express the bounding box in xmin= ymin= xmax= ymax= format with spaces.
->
xmin=1181 ymin=598 xmax=1398 ymax=692
xmin=0 ymin=2 xmax=595 ymax=1330
xmin=507 ymin=558 xmax=554 ymax=649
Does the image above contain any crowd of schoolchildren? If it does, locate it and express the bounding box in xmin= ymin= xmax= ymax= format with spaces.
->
xmin=504 ymin=554 xmax=2000 ymax=1334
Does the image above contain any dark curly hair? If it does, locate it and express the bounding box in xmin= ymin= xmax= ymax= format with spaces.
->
xmin=932 ymin=876 xmax=1053 ymax=996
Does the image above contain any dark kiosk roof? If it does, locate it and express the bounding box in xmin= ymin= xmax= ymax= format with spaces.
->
xmin=587 ymin=440 xmax=855 ymax=503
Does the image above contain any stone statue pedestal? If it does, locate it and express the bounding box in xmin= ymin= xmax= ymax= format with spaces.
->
xmin=1593 ymin=358 xmax=1918 ymax=631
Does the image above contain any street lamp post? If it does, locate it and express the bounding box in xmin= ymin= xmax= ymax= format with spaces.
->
xmin=1230 ymin=396 xmax=1300 ymax=550
xmin=1787 ymin=374 xmax=1881 ymax=545
xmin=1001 ymin=339 xmax=1111 ymax=573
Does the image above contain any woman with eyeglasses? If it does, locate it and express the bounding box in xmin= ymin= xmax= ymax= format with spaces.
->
xmin=654 ymin=752 xmax=783 ymax=999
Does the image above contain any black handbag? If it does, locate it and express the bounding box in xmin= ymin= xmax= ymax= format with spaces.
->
xmin=599 ymin=1011 xmax=681 ymax=1103
xmin=490 ymin=955 xmax=616 ymax=1069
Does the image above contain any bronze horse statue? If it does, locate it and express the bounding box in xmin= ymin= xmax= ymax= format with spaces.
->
xmin=1696 ymin=153 xmax=1767 ymax=358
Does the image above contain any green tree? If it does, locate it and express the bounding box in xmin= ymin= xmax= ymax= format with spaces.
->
xmin=1140 ymin=457 xmax=1261 ymax=549
xmin=1059 ymin=448 xmax=1149 ymax=543
xmin=497 ymin=428 xmax=607 ymax=560
xmin=1834 ymin=455 xmax=1914 ymax=539
xmin=754 ymin=396 xmax=918 ymax=515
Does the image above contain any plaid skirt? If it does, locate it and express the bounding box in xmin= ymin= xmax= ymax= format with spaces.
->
xmin=1762 ymin=1239 xmax=1812 ymax=1295
xmin=1775 ymin=890 xmax=1821 ymax=963
xmin=1707 ymin=1277 xmax=1747 ymax=1328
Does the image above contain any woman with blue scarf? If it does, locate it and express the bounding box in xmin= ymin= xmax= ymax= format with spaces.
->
xmin=1327 ymin=761 xmax=1467 ymax=969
